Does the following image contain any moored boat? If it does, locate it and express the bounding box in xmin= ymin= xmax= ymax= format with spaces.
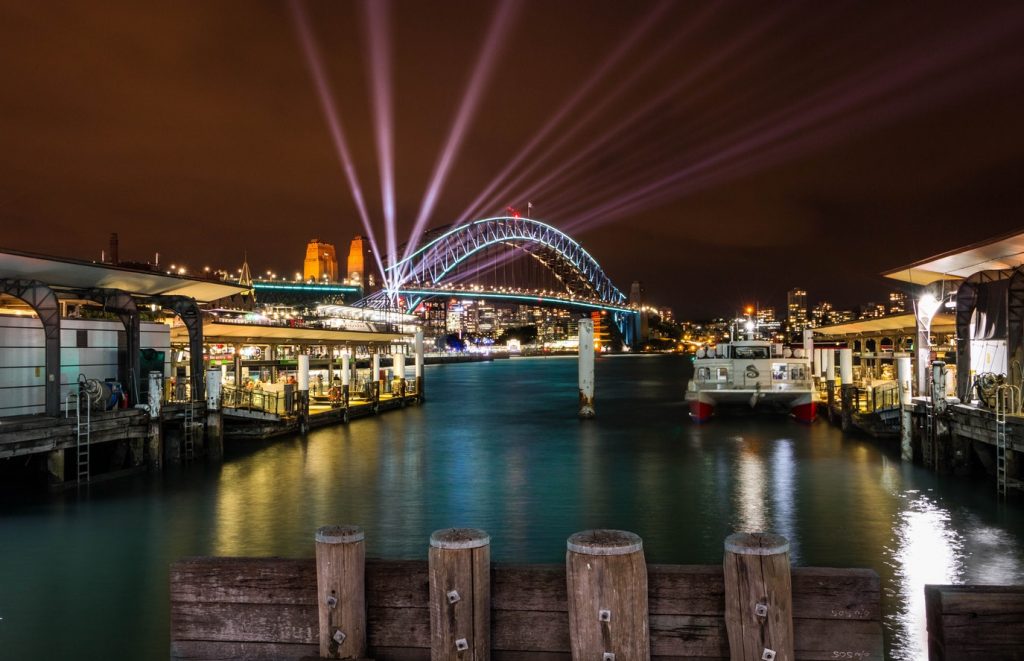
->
xmin=687 ymin=338 xmax=816 ymax=423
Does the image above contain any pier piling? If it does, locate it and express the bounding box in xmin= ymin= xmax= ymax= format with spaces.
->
xmin=724 ymin=532 xmax=794 ymax=661
xmin=147 ymin=370 xmax=162 ymax=470
xmin=298 ymin=354 xmax=310 ymax=434
xmin=205 ymin=369 xmax=223 ymax=461
xmin=315 ymin=525 xmax=367 ymax=659
xmin=825 ymin=350 xmax=836 ymax=423
xmin=566 ymin=529 xmax=649 ymax=661
xmin=897 ymin=354 xmax=913 ymax=461
xmin=428 ymin=528 xmax=490 ymax=660
xmin=578 ymin=318 xmax=595 ymax=419
xmin=415 ymin=330 xmax=424 ymax=401
xmin=839 ymin=348 xmax=854 ymax=433
xmin=341 ymin=352 xmax=351 ymax=409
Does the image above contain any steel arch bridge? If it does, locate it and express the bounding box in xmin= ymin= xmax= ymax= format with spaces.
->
xmin=360 ymin=216 xmax=638 ymax=345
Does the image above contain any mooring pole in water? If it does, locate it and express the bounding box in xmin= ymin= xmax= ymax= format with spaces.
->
xmin=147 ymin=370 xmax=163 ymax=471
xmin=578 ymin=318 xmax=595 ymax=419
xmin=414 ymin=330 xmax=425 ymax=402
xmin=372 ymin=351 xmax=382 ymax=404
xmin=566 ymin=529 xmax=649 ymax=660
xmin=315 ymin=525 xmax=367 ymax=659
xmin=340 ymin=352 xmax=350 ymax=410
xmin=298 ymin=353 xmax=310 ymax=433
xmin=825 ymin=349 xmax=836 ymax=423
xmin=394 ymin=348 xmax=406 ymax=400
xmin=205 ymin=368 xmax=223 ymax=461
xmin=930 ymin=360 xmax=949 ymax=472
xmin=724 ymin=532 xmax=794 ymax=661
xmin=429 ymin=528 xmax=491 ymax=660
xmin=839 ymin=348 xmax=854 ymax=433
xmin=896 ymin=354 xmax=913 ymax=462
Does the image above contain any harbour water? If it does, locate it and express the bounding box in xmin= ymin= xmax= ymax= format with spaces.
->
xmin=2 ymin=354 xmax=1023 ymax=660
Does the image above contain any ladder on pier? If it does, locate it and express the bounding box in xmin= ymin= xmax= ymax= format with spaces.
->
xmin=995 ymin=385 xmax=1019 ymax=498
xmin=183 ymin=399 xmax=196 ymax=460
xmin=65 ymin=390 xmax=91 ymax=484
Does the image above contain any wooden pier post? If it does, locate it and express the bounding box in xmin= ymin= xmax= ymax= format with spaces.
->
xmin=723 ymin=532 xmax=794 ymax=661
xmin=46 ymin=449 xmax=65 ymax=485
xmin=429 ymin=528 xmax=490 ymax=661
xmin=566 ymin=529 xmax=649 ymax=661
xmin=930 ymin=361 xmax=950 ymax=473
xmin=897 ymin=354 xmax=913 ymax=461
xmin=147 ymin=370 xmax=162 ymax=470
xmin=578 ymin=318 xmax=595 ymax=419
xmin=825 ymin=349 xmax=836 ymax=423
xmin=840 ymin=348 xmax=855 ymax=432
xmin=415 ymin=330 xmax=425 ymax=401
xmin=298 ymin=354 xmax=310 ymax=434
xmin=341 ymin=352 xmax=351 ymax=409
xmin=205 ymin=368 xmax=223 ymax=461
xmin=315 ymin=525 xmax=367 ymax=659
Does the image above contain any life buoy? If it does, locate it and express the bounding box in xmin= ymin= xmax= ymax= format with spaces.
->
xmin=745 ymin=365 xmax=759 ymax=379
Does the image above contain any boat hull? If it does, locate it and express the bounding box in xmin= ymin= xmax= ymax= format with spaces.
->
xmin=686 ymin=388 xmax=817 ymax=423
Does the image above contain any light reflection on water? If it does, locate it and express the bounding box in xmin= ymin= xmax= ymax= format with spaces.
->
xmin=0 ymin=354 xmax=1022 ymax=660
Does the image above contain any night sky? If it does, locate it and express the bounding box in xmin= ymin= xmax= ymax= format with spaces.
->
xmin=2 ymin=1 xmax=1023 ymax=317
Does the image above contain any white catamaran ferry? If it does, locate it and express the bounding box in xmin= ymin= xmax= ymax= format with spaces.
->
xmin=687 ymin=338 xmax=816 ymax=423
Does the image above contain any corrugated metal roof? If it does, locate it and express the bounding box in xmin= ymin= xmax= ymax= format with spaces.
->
xmin=882 ymin=227 xmax=1024 ymax=284
xmin=0 ymin=247 xmax=249 ymax=302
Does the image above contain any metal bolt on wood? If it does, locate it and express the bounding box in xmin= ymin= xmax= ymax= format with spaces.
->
xmin=755 ymin=603 xmax=768 ymax=617
xmin=455 ymin=638 xmax=469 ymax=651
xmin=599 ymin=609 xmax=612 ymax=622
xmin=326 ymin=595 xmax=338 ymax=608
xmin=603 ymin=653 xmax=615 ymax=661
xmin=447 ymin=590 xmax=461 ymax=604
xmin=333 ymin=629 xmax=346 ymax=645
xmin=762 ymin=649 xmax=776 ymax=661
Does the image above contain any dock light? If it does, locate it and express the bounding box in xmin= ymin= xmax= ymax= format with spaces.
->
xmin=745 ymin=321 xmax=755 ymax=331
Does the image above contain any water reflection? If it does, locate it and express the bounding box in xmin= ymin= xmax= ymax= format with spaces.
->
xmin=887 ymin=494 xmax=964 ymax=661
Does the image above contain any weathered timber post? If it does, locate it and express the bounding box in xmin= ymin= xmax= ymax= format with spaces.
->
xmin=429 ymin=528 xmax=490 ymax=660
xmin=394 ymin=349 xmax=406 ymax=401
xmin=578 ymin=318 xmax=596 ymax=419
xmin=341 ymin=352 xmax=351 ymax=410
xmin=415 ymin=330 xmax=425 ymax=402
xmin=931 ymin=361 xmax=950 ymax=473
xmin=372 ymin=352 xmax=382 ymax=405
xmin=46 ymin=448 xmax=65 ymax=485
xmin=205 ymin=368 xmax=223 ymax=461
xmin=840 ymin=348 xmax=855 ymax=432
xmin=723 ymin=532 xmax=794 ymax=661
xmin=825 ymin=349 xmax=836 ymax=424
xmin=147 ymin=370 xmax=163 ymax=470
xmin=897 ymin=354 xmax=913 ymax=461
xmin=315 ymin=525 xmax=367 ymax=659
xmin=566 ymin=529 xmax=649 ymax=661
xmin=298 ymin=354 xmax=310 ymax=434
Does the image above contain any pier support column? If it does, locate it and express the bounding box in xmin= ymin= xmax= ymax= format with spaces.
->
xmin=205 ymin=369 xmax=223 ymax=461
xmin=825 ymin=350 xmax=836 ymax=424
xmin=897 ymin=355 xmax=913 ymax=462
xmin=415 ymin=330 xmax=425 ymax=402
xmin=839 ymin=349 xmax=854 ymax=433
xmin=395 ymin=350 xmax=406 ymax=401
xmin=372 ymin=352 xmax=382 ymax=403
xmin=931 ymin=361 xmax=951 ymax=473
xmin=147 ymin=371 xmax=163 ymax=471
xmin=578 ymin=318 xmax=595 ymax=419
xmin=298 ymin=354 xmax=310 ymax=434
xmin=233 ymin=347 xmax=242 ymax=389
xmin=340 ymin=352 xmax=350 ymax=411
xmin=46 ymin=449 xmax=65 ymax=485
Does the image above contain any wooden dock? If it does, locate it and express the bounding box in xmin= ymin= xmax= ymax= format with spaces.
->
xmin=170 ymin=529 xmax=884 ymax=660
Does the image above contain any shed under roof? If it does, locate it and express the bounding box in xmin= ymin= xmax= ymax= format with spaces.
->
xmin=0 ymin=247 xmax=248 ymax=302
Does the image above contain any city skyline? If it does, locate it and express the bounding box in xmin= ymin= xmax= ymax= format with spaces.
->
xmin=1 ymin=1 xmax=1023 ymax=317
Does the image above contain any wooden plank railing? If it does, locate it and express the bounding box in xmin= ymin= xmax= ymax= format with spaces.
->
xmin=170 ymin=558 xmax=882 ymax=660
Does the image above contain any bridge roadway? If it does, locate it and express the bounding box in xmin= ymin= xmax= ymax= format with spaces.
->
xmin=396 ymin=286 xmax=636 ymax=314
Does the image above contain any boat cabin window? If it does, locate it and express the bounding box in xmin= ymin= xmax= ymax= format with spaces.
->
xmin=716 ymin=367 xmax=729 ymax=382
xmin=697 ymin=367 xmax=711 ymax=381
xmin=790 ymin=365 xmax=807 ymax=381
xmin=733 ymin=346 xmax=770 ymax=359
xmin=772 ymin=363 xmax=788 ymax=380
